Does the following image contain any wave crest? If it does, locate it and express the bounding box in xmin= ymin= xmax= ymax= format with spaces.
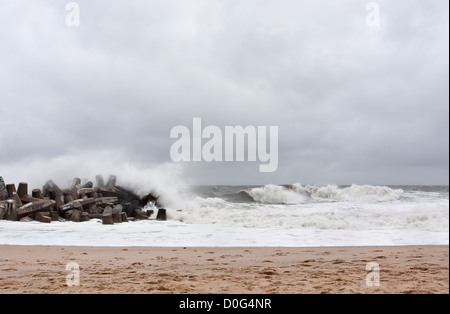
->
xmin=244 ymin=184 xmax=403 ymax=204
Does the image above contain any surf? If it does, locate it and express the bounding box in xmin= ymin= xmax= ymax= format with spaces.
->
xmin=242 ymin=184 xmax=404 ymax=204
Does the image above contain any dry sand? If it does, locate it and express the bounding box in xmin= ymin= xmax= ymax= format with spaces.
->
xmin=0 ymin=245 xmax=448 ymax=294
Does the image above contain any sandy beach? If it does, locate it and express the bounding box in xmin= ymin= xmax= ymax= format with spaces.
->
xmin=0 ymin=245 xmax=448 ymax=294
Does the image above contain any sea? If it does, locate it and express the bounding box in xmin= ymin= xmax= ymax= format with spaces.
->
xmin=0 ymin=184 xmax=448 ymax=247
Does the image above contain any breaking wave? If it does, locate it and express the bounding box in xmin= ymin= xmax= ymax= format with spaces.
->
xmin=169 ymin=184 xmax=449 ymax=232
xmin=174 ymin=195 xmax=449 ymax=232
xmin=243 ymin=184 xmax=404 ymax=204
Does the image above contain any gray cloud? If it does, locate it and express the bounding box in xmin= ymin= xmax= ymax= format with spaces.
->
xmin=0 ymin=0 xmax=448 ymax=186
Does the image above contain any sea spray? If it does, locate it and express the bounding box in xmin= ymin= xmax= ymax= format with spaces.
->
xmin=0 ymin=148 xmax=188 ymax=211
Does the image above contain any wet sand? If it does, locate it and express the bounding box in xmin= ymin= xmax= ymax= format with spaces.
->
xmin=0 ymin=245 xmax=448 ymax=294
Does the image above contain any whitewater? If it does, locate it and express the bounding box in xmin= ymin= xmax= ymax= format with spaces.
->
xmin=0 ymin=184 xmax=448 ymax=247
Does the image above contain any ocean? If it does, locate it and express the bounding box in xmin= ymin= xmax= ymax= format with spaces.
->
xmin=0 ymin=184 xmax=448 ymax=247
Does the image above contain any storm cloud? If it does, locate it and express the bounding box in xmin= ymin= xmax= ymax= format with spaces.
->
xmin=0 ymin=0 xmax=448 ymax=187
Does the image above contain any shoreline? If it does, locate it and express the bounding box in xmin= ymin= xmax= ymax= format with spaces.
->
xmin=1 ymin=244 xmax=448 ymax=294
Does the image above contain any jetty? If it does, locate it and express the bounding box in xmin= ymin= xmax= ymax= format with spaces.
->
xmin=0 ymin=175 xmax=167 ymax=224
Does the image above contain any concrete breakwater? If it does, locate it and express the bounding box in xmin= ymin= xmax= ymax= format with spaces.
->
xmin=0 ymin=175 xmax=167 ymax=224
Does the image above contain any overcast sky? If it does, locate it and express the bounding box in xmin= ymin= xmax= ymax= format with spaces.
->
xmin=0 ymin=0 xmax=448 ymax=188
